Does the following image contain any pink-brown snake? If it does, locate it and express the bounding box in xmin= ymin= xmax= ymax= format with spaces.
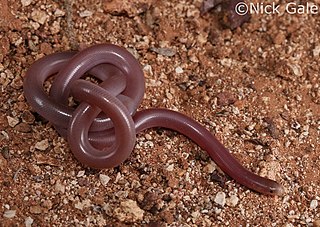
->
xmin=23 ymin=44 xmax=283 ymax=195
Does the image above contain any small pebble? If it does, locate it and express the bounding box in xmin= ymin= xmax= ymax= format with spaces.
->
xmin=273 ymin=33 xmax=286 ymax=45
xmin=288 ymin=63 xmax=302 ymax=77
xmin=31 ymin=9 xmax=48 ymax=25
xmin=50 ymin=21 xmax=60 ymax=34
xmin=226 ymin=195 xmax=239 ymax=207
xmin=313 ymin=46 xmax=320 ymax=57
xmin=79 ymin=10 xmax=93 ymax=18
xmin=203 ymin=162 xmax=216 ymax=174
xmin=54 ymin=9 xmax=65 ymax=17
xmin=3 ymin=210 xmax=16 ymax=218
xmin=119 ymin=199 xmax=144 ymax=221
xmin=189 ymin=55 xmax=199 ymax=63
xmin=54 ymin=180 xmax=65 ymax=194
xmin=99 ymin=174 xmax=111 ymax=186
xmin=21 ymin=0 xmax=32 ymax=7
xmin=214 ymin=192 xmax=226 ymax=207
xmin=143 ymin=64 xmax=153 ymax=76
xmin=219 ymin=58 xmax=232 ymax=67
xmin=1 ymin=131 xmax=9 ymax=140
xmin=7 ymin=116 xmax=19 ymax=127
xmin=175 ymin=66 xmax=184 ymax=74
xmin=191 ymin=210 xmax=200 ymax=218
xmin=74 ymin=199 xmax=91 ymax=210
xmin=15 ymin=122 xmax=31 ymax=133
xmin=159 ymin=210 xmax=174 ymax=224
xmin=310 ymin=199 xmax=318 ymax=209
xmin=247 ymin=123 xmax=256 ymax=131
xmin=35 ymin=139 xmax=49 ymax=151
xmin=30 ymin=205 xmax=42 ymax=214
xmin=0 ymin=153 xmax=8 ymax=170
xmin=259 ymin=161 xmax=281 ymax=180
xmin=77 ymin=170 xmax=85 ymax=177
xmin=217 ymin=92 xmax=236 ymax=106
xmin=166 ymin=164 xmax=174 ymax=172
xmin=25 ymin=216 xmax=34 ymax=227
xmin=166 ymin=91 xmax=173 ymax=100
xmin=151 ymin=47 xmax=176 ymax=57
xmin=214 ymin=207 xmax=222 ymax=215
xmin=232 ymin=107 xmax=240 ymax=115
xmin=1 ymin=146 xmax=9 ymax=159
xmin=145 ymin=134 xmax=152 ymax=140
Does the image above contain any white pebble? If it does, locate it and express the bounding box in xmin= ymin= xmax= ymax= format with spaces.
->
xmin=214 ymin=207 xmax=222 ymax=214
xmin=21 ymin=0 xmax=32 ymax=7
xmin=30 ymin=21 xmax=40 ymax=30
xmin=214 ymin=192 xmax=226 ymax=207
xmin=7 ymin=116 xmax=19 ymax=127
xmin=35 ymin=139 xmax=49 ymax=151
xmin=77 ymin=170 xmax=85 ymax=177
xmin=54 ymin=9 xmax=65 ymax=17
xmin=3 ymin=210 xmax=16 ymax=218
xmin=99 ymin=174 xmax=111 ymax=186
xmin=247 ymin=123 xmax=256 ymax=131
xmin=313 ymin=45 xmax=320 ymax=57
xmin=25 ymin=216 xmax=34 ymax=227
xmin=227 ymin=195 xmax=239 ymax=207
xmin=79 ymin=10 xmax=93 ymax=18
xmin=191 ymin=210 xmax=200 ymax=218
xmin=232 ymin=107 xmax=240 ymax=115
xmin=143 ymin=64 xmax=153 ymax=76
xmin=219 ymin=58 xmax=232 ymax=67
xmin=310 ymin=199 xmax=318 ymax=209
xmin=1 ymin=131 xmax=9 ymax=140
xmin=145 ymin=134 xmax=152 ymax=140
xmin=31 ymin=9 xmax=49 ymax=25
xmin=288 ymin=63 xmax=302 ymax=76
xmin=175 ymin=66 xmax=184 ymax=74
xmin=166 ymin=91 xmax=173 ymax=100
xmin=189 ymin=54 xmax=199 ymax=63
xmin=74 ymin=199 xmax=91 ymax=210
xmin=166 ymin=164 xmax=174 ymax=171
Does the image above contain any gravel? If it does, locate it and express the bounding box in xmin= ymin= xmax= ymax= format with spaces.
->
xmin=0 ymin=0 xmax=319 ymax=225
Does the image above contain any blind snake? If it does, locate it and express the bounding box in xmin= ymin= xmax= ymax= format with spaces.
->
xmin=23 ymin=44 xmax=283 ymax=195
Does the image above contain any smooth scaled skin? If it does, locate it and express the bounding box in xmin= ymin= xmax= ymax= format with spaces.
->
xmin=23 ymin=44 xmax=284 ymax=196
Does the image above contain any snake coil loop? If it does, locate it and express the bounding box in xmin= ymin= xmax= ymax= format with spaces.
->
xmin=24 ymin=44 xmax=145 ymax=168
xmin=23 ymin=43 xmax=283 ymax=195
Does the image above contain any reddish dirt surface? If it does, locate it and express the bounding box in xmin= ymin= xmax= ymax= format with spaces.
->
xmin=0 ymin=0 xmax=319 ymax=226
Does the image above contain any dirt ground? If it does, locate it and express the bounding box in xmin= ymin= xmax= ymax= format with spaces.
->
xmin=0 ymin=0 xmax=319 ymax=226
